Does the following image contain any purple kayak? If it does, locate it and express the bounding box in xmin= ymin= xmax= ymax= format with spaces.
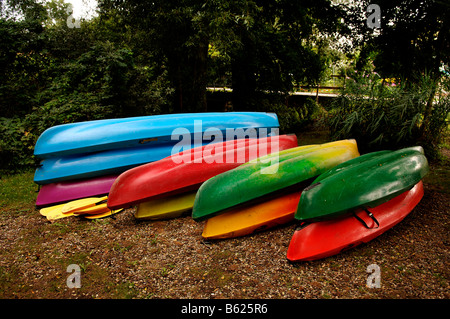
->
xmin=36 ymin=175 xmax=118 ymax=207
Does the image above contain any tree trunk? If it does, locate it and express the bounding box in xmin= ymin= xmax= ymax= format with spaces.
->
xmin=231 ymin=33 xmax=257 ymax=110
xmin=193 ymin=36 xmax=209 ymax=112
xmin=170 ymin=37 xmax=209 ymax=113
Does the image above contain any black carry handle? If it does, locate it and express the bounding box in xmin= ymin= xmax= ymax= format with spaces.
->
xmin=108 ymin=210 xmax=117 ymax=220
xmin=95 ymin=199 xmax=108 ymax=206
xmin=353 ymin=208 xmax=380 ymax=229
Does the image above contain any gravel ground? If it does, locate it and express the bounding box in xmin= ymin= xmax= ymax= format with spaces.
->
xmin=0 ymin=180 xmax=448 ymax=300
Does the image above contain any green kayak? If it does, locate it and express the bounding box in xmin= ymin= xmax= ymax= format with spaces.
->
xmin=192 ymin=139 xmax=360 ymax=221
xmin=295 ymin=146 xmax=429 ymax=221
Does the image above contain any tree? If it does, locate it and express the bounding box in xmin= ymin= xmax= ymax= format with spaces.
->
xmin=330 ymin=0 xmax=450 ymax=158
xmin=371 ymin=0 xmax=450 ymax=139
xmin=0 ymin=0 xmax=50 ymax=117
xmin=99 ymin=0 xmax=210 ymax=113
xmin=203 ymin=0 xmax=344 ymax=109
xmin=99 ymin=0 xmax=343 ymax=112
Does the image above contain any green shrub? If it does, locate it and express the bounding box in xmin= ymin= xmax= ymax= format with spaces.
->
xmin=0 ymin=40 xmax=176 ymax=173
xmin=327 ymin=71 xmax=450 ymax=160
xmin=252 ymin=94 xmax=319 ymax=134
xmin=0 ymin=117 xmax=36 ymax=174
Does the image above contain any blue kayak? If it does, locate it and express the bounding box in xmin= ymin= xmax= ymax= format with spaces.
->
xmin=34 ymin=112 xmax=279 ymax=159
xmin=34 ymin=141 xmax=208 ymax=184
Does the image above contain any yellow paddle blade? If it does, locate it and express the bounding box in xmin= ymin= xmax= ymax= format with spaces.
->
xmin=135 ymin=191 xmax=197 ymax=220
xmin=73 ymin=205 xmax=110 ymax=216
xmin=45 ymin=205 xmax=76 ymax=221
xmin=72 ymin=203 xmax=109 ymax=215
xmin=40 ymin=203 xmax=65 ymax=216
xmin=61 ymin=196 xmax=108 ymax=214
xmin=83 ymin=209 xmax=123 ymax=219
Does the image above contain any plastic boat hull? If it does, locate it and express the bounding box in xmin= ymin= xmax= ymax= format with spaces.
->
xmin=287 ymin=181 xmax=424 ymax=261
xmin=192 ymin=140 xmax=360 ymax=221
xmin=295 ymin=147 xmax=429 ymax=221
xmin=35 ymin=175 xmax=118 ymax=207
xmin=202 ymin=191 xmax=302 ymax=240
xmin=34 ymin=112 xmax=280 ymax=159
xmin=107 ymin=135 xmax=298 ymax=210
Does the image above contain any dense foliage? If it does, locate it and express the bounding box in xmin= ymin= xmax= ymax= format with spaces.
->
xmin=329 ymin=0 xmax=450 ymax=160
xmin=0 ymin=0 xmax=448 ymax=172
xmin=327 ymin=67 xmax=449 ymax=159
xmin=0 ymin=0 xmax=338 ymax=171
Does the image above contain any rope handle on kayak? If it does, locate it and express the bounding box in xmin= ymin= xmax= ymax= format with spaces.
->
xmin=353 ymin=208 xmax=379 ymax=229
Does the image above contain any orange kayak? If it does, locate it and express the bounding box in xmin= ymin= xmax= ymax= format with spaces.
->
xmin=202 ymin=191 xmax=302 ymax=240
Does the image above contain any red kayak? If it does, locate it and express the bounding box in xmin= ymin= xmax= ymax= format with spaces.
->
xmin=107 ymin=135 xmax=298 ymax=210
xmin=287 ymin=181 xmax=424 ymax=262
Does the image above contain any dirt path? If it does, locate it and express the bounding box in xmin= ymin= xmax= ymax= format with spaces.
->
xmin=0 ymin=181 xmax=448 ymax=299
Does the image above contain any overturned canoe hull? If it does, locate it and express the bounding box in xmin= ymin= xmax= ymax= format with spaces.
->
xmin=287 ymin=181 xmax=424 ymax=262
xmin=202 ymin=191 xmax=302 ymax=240
xmin=34 ymin=142 xmax=200 ymax=185
xmin=295 ymin=147 xmax=429 ymax=221
xmin=135 ymin=191 xmax=197 ymax=220
xmin=34 ymin=112 xmax=280 ymax=159
xmin=192 ymin=140 xmax=360 ymax=221
xmin=107 ymin=135 xmax=298 ymax=210
xmin=35 ymin=175 xmax=118 ymax=207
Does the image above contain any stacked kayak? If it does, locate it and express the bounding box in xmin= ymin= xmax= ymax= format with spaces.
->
xmin=34 ymin=112 xmax=280 ymax=159
xmin=135 ymin=192 xmax=198 ymax=220
xmin=34 ymin=143 xmax=187 ymax=184
xmin=194 ymin=140 xmax=360 ymax=238
xmin=32 ymin=110 xmax=429 ymax=263
xmin=33 ymin=112 xmax=280 ymax=209
xmin=287 ymin=146 xmax=429 ymax=261
xmin=193 ymin=140 xmax=360 ymax=221
xmin=107 ymin=134 xmax=298 ymax=219
xmin=35 ymin=175 xmax=119 ymax=207
xmin=202 ymin=191 xmax=302 ymax=240
xmin=34 ymin=112 xmax=279 ymax=185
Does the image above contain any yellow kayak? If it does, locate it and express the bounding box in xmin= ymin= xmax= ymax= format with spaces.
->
xmin=202 ymin=191 xmax=302 ymax=240
xmin=135 ymin=191 xmax=197 ymax=220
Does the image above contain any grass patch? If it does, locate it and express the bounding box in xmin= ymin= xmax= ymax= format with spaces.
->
xmin=423 ymin=153 xmax=450 ymax=194
xmin=111 ymin=281 xmax=140 ymax=299
xmin=423 ymin=167 xmax=450 ymax=194
xmin=0 ymin=169 xmax=36 ymax=212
